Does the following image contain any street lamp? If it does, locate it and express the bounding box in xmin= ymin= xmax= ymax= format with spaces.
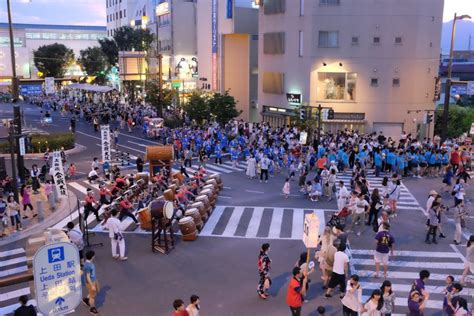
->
xmin=441 ymin=13 xmax=472 ymax=141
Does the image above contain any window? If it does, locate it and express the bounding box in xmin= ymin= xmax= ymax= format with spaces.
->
xmin=317 ymin=72 xmax=357 ymax=101
xmin=107 ymin=15 xmax=109 ymax=22
xmin=299 ymin=0 xmax=304 ymax=16
xmin=263 ymin=0 xmax=285 ymax=15
xmin=116 ymin=12 xmax=118 ymax=20
xmin=120 ymin=10 xmax=122 ymax=19
xmin=318 ymin=31 xmax=339 ymax=48
xmin=263 ymin=72 xmax=285 ymax=94
xmin=298 ymin=31 xmax=303 ymax=57
xmin=26 ymin=32 xmax=41 ymax=39
xmin=124 ymin=9 xmax=126 ymax=17
xmin=263 ymin=32 xmax=285 ymax=55
xmin=158 ymin=13 xmax=171 ymax=26
xmin=395 ymin=37 xmax=402 ymax=44
xmin=373 ymin=36 xmax=380 ymax=44
xmin=392 ymin=78 xmax=400 ymax=86
xmin=351 ymin=36 xmax=359 ymax=45
xmin=371 ymin=78 xmax=378 ymax=86
xmin=42 ymin=33 xmax=58 ymax=40
xmin=320 ymin=0 xmax=340 ymax=4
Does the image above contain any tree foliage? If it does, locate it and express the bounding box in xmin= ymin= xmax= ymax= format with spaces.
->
xmin=208 ymin=91 xmax=242 ymax=125
xmin=145 ymin=79 xmax=175 ymax=116
xmin=113 ymin=26 xmax=154 ymax=51
xmin=434 ymin=105 xmax=474 ymax=138
xmin=33 ymin=43 xmax=74 ymax=78
xmin=98 ymin=37 xmax=119 ymax=67
xmin=77 ymin=47 xmax=108 ymax=77
xmin=183 ymin=92 xmax=211 ymax=125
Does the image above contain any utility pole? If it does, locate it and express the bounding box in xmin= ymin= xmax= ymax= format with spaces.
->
xmin=317 ymin=104 xmax=322 ymax=145
xmin=7 ymin=0 xmax=19 ymax=103
xmin=158 ymin=53 xmax=163 ymax=117
xmin=8 ymin=121 xmax=19 ymax=202
xmin=14 ymin=106 xmax=24 ymax=182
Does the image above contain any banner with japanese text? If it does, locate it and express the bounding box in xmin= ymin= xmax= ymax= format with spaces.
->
xmin=101 ymin=125 xmax=111 ymax=163
xmin=52 ymin=151 xmax=68 ymax=198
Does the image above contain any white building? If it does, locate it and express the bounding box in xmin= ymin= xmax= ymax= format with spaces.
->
xmin=106 ymin=0 xmax=137 ymax=37
xmin=258 ymin=0 xmax=444 ymax=138
xmin=0 ymin=23 xmax=106 ymax=81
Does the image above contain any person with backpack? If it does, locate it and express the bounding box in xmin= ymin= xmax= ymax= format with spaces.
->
xmin=374 ymin=222 xmax=394 ymax=278
xmin=257 ymin=243 xmax=272 ymax=299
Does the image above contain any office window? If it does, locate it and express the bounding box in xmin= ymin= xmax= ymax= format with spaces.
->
xmin=124 ymin=9 xmax=126 ymax=17
xmin=299 ymin=0 xmax=304 ymax=16
xmin=26 ymin=32 xmax=41 ymax=39
xmin=263 ymin=32 xmax=285 ymax=55
xmin=318 ymin=31 xmax=338 ymax=48
xmin=351 ymin=36 xmax=359 ymax=45
xmin=158 ymin=13 xmax=171 ymax=26
xmin=317 ymin=72 xmax=357 ymax=101
xmin=116 ymin=12 xmax=118 ymax=20
xmin=263 ymin=0 xmax=285 ymax=15
xmin=395 ymin=36 xmax=402 ymax=44
xmin=107 ymin=15 xmax=109 ymax=22
xmin=392 ymin=78 xmax=400 ymax=86
xmin=320 ymin=0 xmax=340 ymax=4
xmin=371 ymin=78 xmax=378 ymax=86
xmin=42 ymin=33 xmax=58 ymax=40
xmin=263 ymin=72 xmax=285 ymax=94
xmin=373 ymin=36 xmax=381 ymax=44
xmin=298 ymin=31 xmax=303 ymax=57
xmin=120 ymin=10 xmax=122 ymax=19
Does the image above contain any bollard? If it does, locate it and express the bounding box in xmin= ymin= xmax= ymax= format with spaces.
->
xmin=48 ymin=192 xmax=56 ymax=211
xmin=127 ymin=152 xmax=130 ymax=165
xmin=37 ymin=200 xmax=44 ymax=222
xmin=121 ymin=151 xmax=125 ymax=166
xmin=116 ymin=150 xmax=120 ymax=163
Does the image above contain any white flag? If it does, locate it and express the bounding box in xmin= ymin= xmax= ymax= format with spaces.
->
xmin=52 ymin=151 xmax=68 ymax=198
xmin=101 ymin=125 xmax=111 ymax=163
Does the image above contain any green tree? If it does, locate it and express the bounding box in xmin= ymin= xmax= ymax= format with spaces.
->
xmin=145 ymin=79 xmax=175 ymax=116
xmin=434 ymin=105 xmax=474 ymax=138
xmin=98 ymin=37 xmax=119 ymax=67
xmin=208 ymin=91 xmax=242 ymax=125
xmin=33 ymin=43 xmax=74 ymax=78
xmin=78 ymin=47 xmax=108 ymax=77
xmin=113 ymin=26 xmax=154 ymax=51
xmin=183 ymin=92 xmax=210 ymax=125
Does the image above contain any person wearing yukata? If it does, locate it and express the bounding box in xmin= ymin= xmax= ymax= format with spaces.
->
xmin=230 ymin=146 xmax=240 ymax=169
xmin=214 ymin=141 xmax=222 ymax=164
xmin=257 ymin=243 xmax=272 ymax=299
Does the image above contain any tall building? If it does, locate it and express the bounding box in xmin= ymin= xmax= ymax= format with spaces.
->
xmin=0 ymin=23 xmax=106 ymax=81
xmin=258 ymin=0 xmax=444 ymax=138
xmin=196 ymin=0 xmax=259 ymax=121
xmin=106 ymin=0 xmax=137 ymax=37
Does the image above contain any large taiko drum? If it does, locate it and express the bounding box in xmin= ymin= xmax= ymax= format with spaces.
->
xmin=209 ymin=174 xmax=223 ymax=190
xmin=200 ymin=188 xmax=216 ymax=206
xmin=149 ymin=200 xmax=174 ymax=222
xmin=205 ymin=179 xmax=219 ymax=191
xmin=185 ymin=208 xmax=203 ymax=231
xmin=163 ymin=189 xmax=175 ymax=201
xmin=188 ymin=202 xmax=207 ymax=222
xmin=195 ymin=195 xmax=211 ymax=215
xmin=202 ymin=184 xmax=217 ymax=196
xmin=168 ymin=184 xmax=177 ymax=194
xmin=136 ymin=178 xmax=146 ymax=189
xmin=172 ymin=179 xmax=180 ymax=188
xmin=178 ymin=216 xmax=197 ymax=241
xmin=137 ymin=208 xmax=152 ymax=230
xmin=136 ymin=172 xmax=149 ymax=185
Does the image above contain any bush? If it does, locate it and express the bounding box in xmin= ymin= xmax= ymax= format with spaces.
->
xmin=0 ymin=133 xmax=75 ymax=154
xmin=164 ymin=116 xmax=183 ymax=129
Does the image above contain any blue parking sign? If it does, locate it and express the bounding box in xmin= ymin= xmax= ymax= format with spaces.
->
xmin=48 ymin=247 xmax=64 ymax=263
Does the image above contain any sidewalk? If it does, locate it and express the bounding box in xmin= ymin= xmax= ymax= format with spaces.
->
xmin=0 ymin=143 xmax=86 ymax=160
xmin=0 ymin=188 xmax=78 ymax=247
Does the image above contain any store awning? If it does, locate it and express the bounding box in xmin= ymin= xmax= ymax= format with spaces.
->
xmin=67 ymin=83 xmax=115 ymax=93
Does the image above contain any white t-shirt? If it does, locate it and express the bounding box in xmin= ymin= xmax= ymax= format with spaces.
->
xmin=333 ymin=251 xmax=349 ymax=275
xmin=105 ymin=217 xmax=122 ymax=239
xmin=355 ymin=198 xmax=369 ymax=214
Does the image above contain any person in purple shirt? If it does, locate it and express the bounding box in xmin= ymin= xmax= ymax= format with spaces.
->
xmin=408 ymin=290 xmax=429 ymax=316
xmin=374 ymin=223 xmax=394 ymax=278
xmin=412 ymin=270 xmax=430 ymax=297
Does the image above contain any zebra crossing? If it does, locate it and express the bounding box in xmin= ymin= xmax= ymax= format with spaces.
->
xmin=0 ymin=248 xmax=41 ymax=316
xmin=350 ymin=247 xmax=473 ymax=314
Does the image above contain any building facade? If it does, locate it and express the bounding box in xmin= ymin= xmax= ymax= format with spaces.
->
xmin=196 ymin=0 xmax=259 ymax=121
xmin=106 ymin=0 xmax=137 ymax=37
xmin=0 ymin=23 xmax=106 ymax=82
xmin=258 ymin=0 xmax=444 ymax=138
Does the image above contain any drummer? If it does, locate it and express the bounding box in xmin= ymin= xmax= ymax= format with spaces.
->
xmin=115 ymin=176 xmax=128 ymax=190
xmin=84 ymin=188 xmax=101 ymax=222
xmin=119 ymin=196 xmax=138 ymax=224
xmin=109 ymin=181 xmax=123 ymax=199
xmin=99 ymin=184 xmax=112 ymax=205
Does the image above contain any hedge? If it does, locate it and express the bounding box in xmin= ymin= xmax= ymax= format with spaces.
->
xmin=0 ymin=133 xmax=75 ymax=154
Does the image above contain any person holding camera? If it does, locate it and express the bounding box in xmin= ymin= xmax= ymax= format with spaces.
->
xmin=341 ymin=274 xmax=363 ymax=316
xmin=286 ymin=266 xmax=308 ymax=316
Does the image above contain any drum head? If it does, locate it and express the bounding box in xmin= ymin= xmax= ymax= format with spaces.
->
xmin=179 ymin=216 xmax=193 ymax=224
xmin=164 ymin=201 xmax=174 ymax=219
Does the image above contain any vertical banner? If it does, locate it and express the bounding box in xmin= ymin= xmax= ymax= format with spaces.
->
xmin=45 ymin=77 xmax=55 ymax=95
xmin=226 ymin=0 xmax=233 ymax=18
xmin=101 ymin=125 xmax=111 ymax=163
xmin=211 ymin=0 xmax=218 ymax=90
xmin=52 ymin=151 xmax=68 ymax=198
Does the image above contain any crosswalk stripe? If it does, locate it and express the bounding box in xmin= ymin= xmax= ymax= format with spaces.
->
xmin=0 ymin=248 xmax=24 ymax=259
xmin=356 ymin=269 xmax=462 ymax=281
xmin=0 ymin=287 xmax=30 ymax=303
xmin=291 ymin=209 xmax=304 ymax=239
xmin=200 ymin=206 xmax=226 ymax=236
xmin=221 ymin=207 xmax=245 ymax=236
xmin=350 ymin=249 xmax=460 ymax=258
xmin=352 ymin=258 xmax=464 ymax=269
xmin=361 ymin=281 xmax=474 ymax=296
xmin=0 ymin=299 xmax=38 ymax=316
xmin=68 ymin=182 xmax=89 ymax=194
xmin=268 ymin=208 xmax=284 ymax=239
xmin=0 ymin=265 xmax=28 ymax=278
xmin=0 ymin=256 xmax=27 ymax=268
xmin=198 ymin=164 xmax=233 ymax=173
xmin=360 ymin=295 xmax=443 ymax=310
xmin=245 ymin=207 xmax=265 ymax=238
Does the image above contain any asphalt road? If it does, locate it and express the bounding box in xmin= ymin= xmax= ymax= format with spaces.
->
xmin=0 ymin=101 xmax=473 ymax=316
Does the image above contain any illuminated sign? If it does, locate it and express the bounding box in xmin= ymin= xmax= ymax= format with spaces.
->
xmin=286 ymin=93 xmax=301 ymax=104
xmin=227 ymin=0 xmax=233 ymax=19
xmin=212 ymin=0 xmax=218 ymax=90
xmin=156 ymin=1 xmax=169 ymax=16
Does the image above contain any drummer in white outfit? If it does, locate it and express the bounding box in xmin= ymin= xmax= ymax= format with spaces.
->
xmin=105 ymin=209 xmax=127 ymax=261
xmin=337 ymin=181 xmax=350 ymax=211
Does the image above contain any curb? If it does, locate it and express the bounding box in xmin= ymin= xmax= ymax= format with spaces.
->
xmin=0 ymin=143 xmax=87 ymax=159
xmin=0 ymin=190 xmax=78 ymax=247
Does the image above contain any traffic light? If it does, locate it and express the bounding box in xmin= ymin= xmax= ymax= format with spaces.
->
xmin=328 ymin=109 xmax=334 ymax=120
xmin=300 ymin=108 xmax=306 ymax=120
xmin=427 ymin=113 xmax=433 ymax=124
